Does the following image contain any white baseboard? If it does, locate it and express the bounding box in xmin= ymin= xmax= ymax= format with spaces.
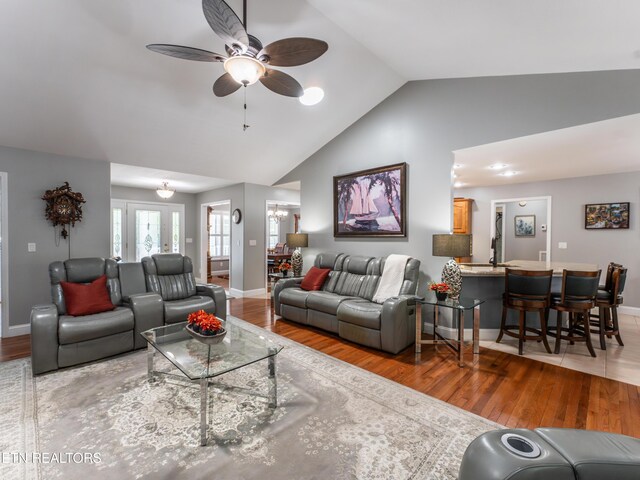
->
xmin=229 ymin=288 xmax=266 ymax=298
xmin=4 ymin=323 xmax=30 ymax=337
xmin=619 ymin=306 xmax=640 ymax=316
xmin=210 ymin=270 xmax=229 ymax=276
xmin=422 ymin=322 xmax=500 ymax=341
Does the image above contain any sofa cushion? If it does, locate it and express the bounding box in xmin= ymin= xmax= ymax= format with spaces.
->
xmin=60 ymin=275 xmax=115 ymax=316
xmin=337 ymin=300 xmax=383 ymax=330
xmin=164 ymin=295 xmax=215 ymax=324
xmin=306 ymin=291 xmax=357 ymax=315
xmin=58 ymin=306 xmax=134 ymax=345
xmin=279 ymin=288 xmax=311 ymax=309
xmin=301 ymin=267 xmax=331 ymax=291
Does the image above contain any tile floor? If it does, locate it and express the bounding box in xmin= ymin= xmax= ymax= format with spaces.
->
xmin=481 ymin=313 xmax=640 ymax=386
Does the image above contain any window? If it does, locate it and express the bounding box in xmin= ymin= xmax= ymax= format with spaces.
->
xmin=111 ymin=207 xmax=123 ymax=258
xmin=208 ymin=209 xmax=230 ymax=257
xmin=268 ymin=217 xmax=279 ymax=248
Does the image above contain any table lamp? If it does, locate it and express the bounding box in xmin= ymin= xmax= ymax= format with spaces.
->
xmin=432 ymin=234 xmax=472 ymax=300
xmin=286 ymin=233 xmax=308 ymax=277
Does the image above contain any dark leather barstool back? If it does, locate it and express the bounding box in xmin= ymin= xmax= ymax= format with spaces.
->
xmin=498 ymin=269 xmax=554 ymax=355
xmin=613 ymin=267 xmax=627 ymax=301
xmin=560 ymin=270 xmax=601 ymax=307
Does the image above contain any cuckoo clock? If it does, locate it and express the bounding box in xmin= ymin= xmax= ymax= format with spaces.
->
xmin=42 ymin=182 xmax=85 ymax=239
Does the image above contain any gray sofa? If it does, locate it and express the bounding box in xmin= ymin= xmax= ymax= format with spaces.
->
xmin=273 ymin=253 xmax=420 ymax=354
xmin=31 ymin=255 xmax=226 ymax=375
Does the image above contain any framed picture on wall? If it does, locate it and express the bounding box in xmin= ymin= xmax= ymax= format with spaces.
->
xmin=585 ymin=202 xmax=630 ymax=229
xmin=333 ymin=163 xmax=406 ymax=237
xmin=514 ymin=215 xmax=535 ymax=237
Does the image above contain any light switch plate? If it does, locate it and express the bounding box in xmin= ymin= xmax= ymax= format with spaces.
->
xmin=249 ymin=240 xmax=257 ymax=247
xmin=558 ymin=242 xmax=567 ymax=249
xmin=28 ymin=242 xmax=36 ymax=252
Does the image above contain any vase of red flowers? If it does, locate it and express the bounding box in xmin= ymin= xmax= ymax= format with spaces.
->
xmin=429 ymin=282 xmax=450 ymax=301
xmin=185 ymin=310 xmax=226 ymax=345
xmin=279 ymin=261 xmax=292 ymax=277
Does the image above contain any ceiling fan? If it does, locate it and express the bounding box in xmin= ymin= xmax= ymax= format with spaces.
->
xmin=147 ymin=0 xmax=328 ymax=98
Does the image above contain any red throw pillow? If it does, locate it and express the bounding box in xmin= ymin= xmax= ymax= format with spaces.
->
xmin=300 ymin=267 xmax=331 ymax=291
xmin=60 ymin=275 xmax=115 ymax=316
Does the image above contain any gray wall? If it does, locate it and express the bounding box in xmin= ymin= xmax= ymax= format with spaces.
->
xmin=0 ymin=146 xmax=111 ymax=331
xmin=196 ymin=183 xmax=299 ymax=293
xmin=456 ymin=170 xmax=640 ymax=307
xmin=504 ymin=199 xmax=548 ymax=261
xmin=276 ymin=69 xmax=640 ymax=310
xmin=110 ymin=185 xmax=198 ymax=261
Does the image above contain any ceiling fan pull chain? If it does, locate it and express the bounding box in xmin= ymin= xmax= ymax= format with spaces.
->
xmin=243 ymin=85 xmax=250 ymax=131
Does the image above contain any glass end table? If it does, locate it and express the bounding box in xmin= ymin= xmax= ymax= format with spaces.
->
xmin=142 ymin=317 xmax=283 ymax=446
xmin=414 ymin=294 xmax=484 ymax=367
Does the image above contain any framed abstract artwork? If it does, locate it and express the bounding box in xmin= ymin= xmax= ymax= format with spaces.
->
xmin=333 ymin=163 xmax=406 ymax=237
xmin=514 ymin=215 xmax=535 ymax=237
xmin=585 ymin=202 xmax=630 ymax=229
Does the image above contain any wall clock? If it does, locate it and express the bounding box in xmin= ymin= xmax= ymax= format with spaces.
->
xmin=42 ymin=182 xmax=86 ymax=239
xmin=232 ymin=208 xmax=242 ymax=224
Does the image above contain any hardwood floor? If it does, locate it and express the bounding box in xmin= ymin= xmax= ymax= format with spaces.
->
xmin=2 ymin=297 xmax=639 ymax=437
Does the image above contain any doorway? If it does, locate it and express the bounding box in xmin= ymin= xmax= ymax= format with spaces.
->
xmin=490 ymin=196 xmax=552 ymax=263
xmin=0 ymin=172 xmax=7 ymax=337
xmin=205 ymin=201 xmax=231 ymax=291
xmin=111 ymin=200 xmax=185 ymax=262
xmin=265 ymin=201 xmax=300 ymax=291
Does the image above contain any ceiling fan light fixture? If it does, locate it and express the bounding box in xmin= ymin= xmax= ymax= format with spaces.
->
xmin=299 ymin=87 xmax=324 ymax=106
xmin=156 ymin=181 xmax=176 ymax=199
xmin=224 ymin=56 xmax=266 ymax=86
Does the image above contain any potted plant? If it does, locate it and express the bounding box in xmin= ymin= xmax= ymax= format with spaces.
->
xmin=185 ymin=310 xmax=226 ymax=344
xmin=279 ymin=261 xmax=292 ymax=277
xmin=428 ymin=282 xmax=450 ymax=301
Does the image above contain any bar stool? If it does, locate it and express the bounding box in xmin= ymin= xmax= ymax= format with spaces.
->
xmin=548 ymin=269 xmax=601 ymax=357
xmin=598 ymin=262 xmax=622 ymax=292
xmin=590 ymin=266 xmax=627 ymax=350
xmin=497 ymin=269 xmax=553 ymax=355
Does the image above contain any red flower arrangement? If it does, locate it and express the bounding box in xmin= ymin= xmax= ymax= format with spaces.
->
xmin=187 ymin=310 xmax=224 ymax=336
xmin=278 ymin=262 xmax=292 ymax=272
xmin=428 ymin=282 xmax=450 ymax=293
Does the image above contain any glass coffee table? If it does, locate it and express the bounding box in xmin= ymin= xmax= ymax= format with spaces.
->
xmin=142 ymin=317 xmax=283 ymax=446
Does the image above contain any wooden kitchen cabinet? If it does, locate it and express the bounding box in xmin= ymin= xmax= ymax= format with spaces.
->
xmin=453 ymin=198 xmax=473 ymax=262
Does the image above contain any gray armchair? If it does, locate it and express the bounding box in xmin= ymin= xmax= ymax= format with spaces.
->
xmin=31 ymin=258 xmax=138 ymax=375
xmin=141 ymin=254 xmax=227 ymax=324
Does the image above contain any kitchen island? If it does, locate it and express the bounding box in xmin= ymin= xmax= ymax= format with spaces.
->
xmin=459 ymin=260 xmax=600 ymax=333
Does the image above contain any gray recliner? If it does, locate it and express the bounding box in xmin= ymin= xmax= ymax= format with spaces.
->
xmin=141 ymin=254 xmax=226 ymax=324
xmin=273 ymin=253 xmax=420 ymax=354
xmin=30 ymin=257 xmax=156 ymax=375
xmin=459 ymin=428 xmax=640 ymax=480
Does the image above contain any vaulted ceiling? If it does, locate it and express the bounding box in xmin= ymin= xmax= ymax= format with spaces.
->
xmin=2 ymin=1 xmax=640 ymax=188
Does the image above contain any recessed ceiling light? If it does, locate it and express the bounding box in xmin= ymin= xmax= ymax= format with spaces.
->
xmin=500 ymin=171 xmax=518 ymax=177
xmin=489 ymin=163 xmax=508 ymax=170
xmin=299 ymin=87 xmax=324 ymax=106
xmin=454 ymin=181 xmax=464 ymax=188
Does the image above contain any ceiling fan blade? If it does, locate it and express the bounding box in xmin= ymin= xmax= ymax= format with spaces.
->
xmin=259 ymin=37 xmax=328 ymax=67
xmin=146 ymin=44 xmax=226 ymax=62
xmin=213 ymin=72 xmax=242 ymax=97
xmin=259 ymin=69 xmax=304 ymax=97
xmin=202 ymin=0 xmax=249 ymax=52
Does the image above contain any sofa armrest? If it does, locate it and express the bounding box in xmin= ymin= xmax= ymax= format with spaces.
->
xmin=196 ymin=284 xmax=227 ymax=320
xmin=273 ymin=278 xmax=304 ymax=316
xmin=380 ymin=295 xmax=417 ymax=354
xmin=30 ymin=304 xmax=60 ymax=375
xmin=127 ymin=293 xmax=164 ymax=349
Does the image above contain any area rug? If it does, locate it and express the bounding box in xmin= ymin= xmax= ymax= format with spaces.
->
xmin=1 ymin=319 xmax=500 ymax=480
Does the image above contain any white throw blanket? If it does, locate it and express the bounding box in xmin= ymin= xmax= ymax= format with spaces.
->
xmin=372 ymin=254 xmax=411 ymax=304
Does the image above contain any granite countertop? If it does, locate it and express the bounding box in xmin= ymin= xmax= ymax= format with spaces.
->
xmin=459 ymin=260 xmax=599 ymax=277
